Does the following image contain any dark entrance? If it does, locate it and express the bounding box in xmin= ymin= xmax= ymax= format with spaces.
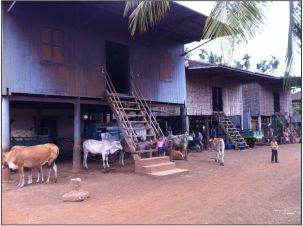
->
xmin=105 ymin=41 xmax=129 ymax=94
xmin=212 ymin=87 xmax=223 ymax=111
xmin=273 ymin=92 xmax=280 ymax=112
xmin=41 ymin=116 xmax=58 ymax=144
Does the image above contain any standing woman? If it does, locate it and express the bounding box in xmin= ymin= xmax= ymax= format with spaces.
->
xmin=270 ymin=137 xmax=279 ymax=163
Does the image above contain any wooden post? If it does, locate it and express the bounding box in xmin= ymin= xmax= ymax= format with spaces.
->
xmin=258 ymin=114 xmax=262 ymax=131
xmin=72 ymin=98 xmax=81 ymax=172
xmin=180 ymin=105 xmax=188 ymax=134
xmin=205 ymin=116 xmax=209 ymax=149
xmin=2 ymin=96 xmax=10 ymax=153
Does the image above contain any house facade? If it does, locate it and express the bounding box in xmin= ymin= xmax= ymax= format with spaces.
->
xmin=185 ymin=61 xmax=293 ymax=146
xmin=2 ymin=1 xmax=208 ymax=169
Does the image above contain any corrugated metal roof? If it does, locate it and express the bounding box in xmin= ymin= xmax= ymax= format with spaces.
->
xmin=186 ymin=60 xmax=285 ymax=84
xmin=292 ymin=91 xmax=302 ymax=102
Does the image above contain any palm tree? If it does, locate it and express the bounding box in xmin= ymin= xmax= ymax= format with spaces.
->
xmin=256 ymin=60 xmax=270 ymax=73
xmin=124 ymin=1 xmax=300 ymax=89
xmin=268 ymin=55 xmax=279 ymax=73
xmin=242 ymin=54 xmax=251 ymax=70
xmin=199 ymin=49 xmax=209 ymax=62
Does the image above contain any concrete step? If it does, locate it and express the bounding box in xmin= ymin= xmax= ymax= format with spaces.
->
xmin=136 ymin=156 xmax=169 ymax=165
xmin=135 ymin=156 xmax=170 ymax=173
xmin=147 ymin=168 xmax=189 ymax=179
xmin=142 ymin=162 xmax=176 ymax=173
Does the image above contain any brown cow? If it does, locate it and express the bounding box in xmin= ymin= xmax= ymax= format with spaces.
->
xmin=2 ymin=143 xmax=59 ymax=187
xmin=167 ymin=133 xmax=189 ymax=160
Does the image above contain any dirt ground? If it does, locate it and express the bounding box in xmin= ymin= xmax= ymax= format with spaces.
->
xmin=2 ymin=143 xmax=301 ymax=224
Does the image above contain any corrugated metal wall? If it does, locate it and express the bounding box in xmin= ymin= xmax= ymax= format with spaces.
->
xmin=2 ymin=5 xmax=186 ymax=105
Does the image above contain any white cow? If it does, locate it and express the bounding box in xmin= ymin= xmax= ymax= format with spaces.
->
xmin=82 ymin=139 xmax=123 ymax=169
xmin=209 ymin=138 xmax=225 ymax=166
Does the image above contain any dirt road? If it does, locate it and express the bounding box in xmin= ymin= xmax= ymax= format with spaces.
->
xmin=2 ymin=143 xmax=301 ymax=224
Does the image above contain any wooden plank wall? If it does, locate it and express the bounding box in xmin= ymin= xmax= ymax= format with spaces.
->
xmin=243 ymin=82 xmax=292 ymax=117
xmin=242 ymin=83 xmax=261 ymax=117
xmin=2 ymin=5 xmax=186 ymax=105
xmin=186 ymin=74 xmax=243 ymax=116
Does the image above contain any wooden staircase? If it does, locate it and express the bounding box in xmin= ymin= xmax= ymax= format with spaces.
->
xmin=217 ymin=115 xmax=248 ymax=149
xmin=104 ymin=69 xmax=189 ymax=177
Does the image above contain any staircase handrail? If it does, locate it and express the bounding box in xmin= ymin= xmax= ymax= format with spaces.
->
xmin=103 ymin=69 xmax=137 ymax=152
xmin=130 ymin=80 xmax=164 ymax=138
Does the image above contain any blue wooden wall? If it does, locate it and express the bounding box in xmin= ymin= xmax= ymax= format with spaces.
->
xmin=2 ymin=3 xmax=186 ymax=105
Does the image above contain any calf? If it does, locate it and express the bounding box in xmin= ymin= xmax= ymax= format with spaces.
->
xmin=2 ymin=143 xmax=59 ymax=187
xmin=168 ymin=133 xmax=189 ymax=160
xmin=209 ymin=138 xmax=225 ymax=166
xmin=82 ymin=139 xmax=123 ymax=169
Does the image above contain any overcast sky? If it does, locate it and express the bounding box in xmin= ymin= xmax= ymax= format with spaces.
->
xmin=178 ymin=1 xmax=301 ymax=77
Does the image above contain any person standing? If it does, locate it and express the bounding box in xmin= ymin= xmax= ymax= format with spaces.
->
xmin=270 ymin=137 xmax=279 ymax=163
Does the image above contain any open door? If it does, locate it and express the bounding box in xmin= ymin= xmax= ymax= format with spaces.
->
xmin=273 ymin=92 xmax=280 ymax=113
xmin=105 ymin=41 xmax=129 ymax=94
xmin=212 ymin=87 xmax=223 ymax=112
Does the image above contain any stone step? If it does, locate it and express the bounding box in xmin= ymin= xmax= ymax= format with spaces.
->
xmin=142 ymin=162 xmax=176 ymax=173
xmin=147 ymin=168 xmax=189 ymax=179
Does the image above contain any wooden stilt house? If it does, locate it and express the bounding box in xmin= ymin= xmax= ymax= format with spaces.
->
xmin=2 ymin=1 xmax=209 ymax=175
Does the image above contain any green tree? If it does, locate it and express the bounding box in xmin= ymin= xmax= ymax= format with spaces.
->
xmin=242 ymin=54 xmax=251 ymax=70
xmin=256 ymin=60 xmax=270 ymax=73
xmin=256 ymin=56 xmax=280 ymax=73
xmin=234 ymin=60 xmax=244 ymax=70
xmin=199 ymin=49 xmax=209 ymax=62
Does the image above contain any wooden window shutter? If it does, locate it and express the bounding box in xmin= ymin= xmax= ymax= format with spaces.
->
xmin=41 ymin=44 xmax=52 ymax=61
xmin=42 ymin=28 xmax=51 ymax=44
xmin=53 ymin=30 xmax=62 ymax=47
xmin=160 ymin=53 xmax=172 ymax=81
xmin=53 ymin=47 xmax=63 ymax=63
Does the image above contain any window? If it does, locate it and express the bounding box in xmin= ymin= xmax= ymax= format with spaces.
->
xmin=41 ymin=28 xmax=63 ymax=64
xmin=160 ymin=53 xmax=172 ymax=81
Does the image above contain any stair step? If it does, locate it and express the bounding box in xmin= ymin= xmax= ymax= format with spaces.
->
xmin=129 ymin=121 xmax=148 ymax=124
xmin=108 ymin=93 xmax=135 ymax=99
xmin=147 ymin=168 xmax=189 ymax=178
xmin=142 ymin=162 xmax=176 ymax=173
xmin=125 ymin=114 xmax=145 ymax=118
xmin=135 ymin=156 xmax=169 ymax=165
xmin=130 ymin=134 xmax=155 ymax=138
xmin=117 ymin=107 xmax=141 ymax=111
xmin=137 ymin=149 xmax=158 ymax=154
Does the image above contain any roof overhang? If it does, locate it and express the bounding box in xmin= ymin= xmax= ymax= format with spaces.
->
xmin=186 ymin=64 xmax=286 ymax=86
xmin=7 ymin=1 xmax=210 ymax=44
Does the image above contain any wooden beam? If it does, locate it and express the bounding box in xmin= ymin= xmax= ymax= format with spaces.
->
xmin=9 ymin=95 xmax=107 ymax=105
xmin=7 ymin=1 xmax=16 ymax=13
xmin=72 ymin=98 xmax=81 ymax=172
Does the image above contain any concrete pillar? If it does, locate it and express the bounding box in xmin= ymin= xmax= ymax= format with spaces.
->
xmin=2 ymin=96 xmax=10 ymax=153
xmin=258 ymin=114 xmax=262 ymax=131
xmin=72 ymin=98 xmax=81 ymax=172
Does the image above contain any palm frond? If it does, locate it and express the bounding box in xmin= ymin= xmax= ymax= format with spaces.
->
xmin=124 ymin=1 xmax=170 ymax=36
xmin=203 ymin=1 xmax=268 ymax=62
xmin=286 ymin=0 xmax=295 ymax=75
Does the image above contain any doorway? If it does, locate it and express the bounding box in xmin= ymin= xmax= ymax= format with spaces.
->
xmin=273 ymin=92 xmax=280 ymax=113
xmin=212 ymin=87 xmax=223 ymax=112
xmin=105 ymin=41 xmax=129 ymax=94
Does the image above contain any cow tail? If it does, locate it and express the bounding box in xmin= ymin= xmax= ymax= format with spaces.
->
xmin=49 ymin=146 xmax=59 ymax=168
